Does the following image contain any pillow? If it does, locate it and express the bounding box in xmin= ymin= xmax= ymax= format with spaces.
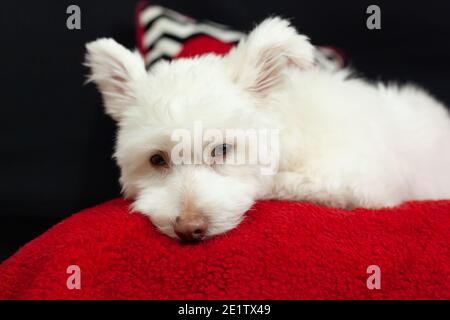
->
xmin=0 ymin=198 xmax=448 ymax=299
xmin=135 ymin=3 xmax=346 ymax=70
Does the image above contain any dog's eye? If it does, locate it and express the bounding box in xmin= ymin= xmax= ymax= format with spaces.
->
xmin=149 ymin=153 xmax=167 ymax=167
xmin=212 ymin=144 xmax=230 ymax=158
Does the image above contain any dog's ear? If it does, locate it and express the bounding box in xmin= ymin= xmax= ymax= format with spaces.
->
xmin=225 ymin=17 xmax=314 ymax=99
xmin=85 ymin=38 xmax=146 ymax=121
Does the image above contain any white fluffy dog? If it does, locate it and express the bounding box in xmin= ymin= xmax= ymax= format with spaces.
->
xmin=86 ymin=17 xmax=450 ymax=241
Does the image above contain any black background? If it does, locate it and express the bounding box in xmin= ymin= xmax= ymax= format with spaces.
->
xmin=1 ymin=0 xmax=449 ymax=261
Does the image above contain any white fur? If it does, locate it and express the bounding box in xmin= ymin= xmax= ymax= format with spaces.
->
xmin=86 ymin=17 xmax=450 ymax=239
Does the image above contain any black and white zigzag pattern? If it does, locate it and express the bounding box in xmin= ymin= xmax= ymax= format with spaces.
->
xmin=139 ymin=6 xmax=242 ymax=67
xmin=138 ymin=5 xmax=345 ymax=70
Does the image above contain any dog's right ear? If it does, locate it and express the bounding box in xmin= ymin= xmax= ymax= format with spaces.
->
xmin=85 ymin=38 xmax=146 ymax=121
xmin=225 ymin=17 xmax=314 ymax=100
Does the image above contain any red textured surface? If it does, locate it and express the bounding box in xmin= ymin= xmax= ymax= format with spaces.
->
xmin=175 ymin=35 xmax=236 ymax=59
xmin=0 ymin=198 xmax=449 ymax=299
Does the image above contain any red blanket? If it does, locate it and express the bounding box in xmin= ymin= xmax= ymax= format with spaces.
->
xmin=0 ymin=199 xmax=449 ymax=299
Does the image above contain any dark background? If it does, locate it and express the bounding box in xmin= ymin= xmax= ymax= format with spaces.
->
xmin=1 ymin=0 xmax=449 ymax=261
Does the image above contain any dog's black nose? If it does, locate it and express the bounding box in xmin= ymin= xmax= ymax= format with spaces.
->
xmin=174 ymin=215 xmax=208 ymax=242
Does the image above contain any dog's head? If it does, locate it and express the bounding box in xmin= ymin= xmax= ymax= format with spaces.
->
xmin=85 ymin=18 xmax=313 ymax=241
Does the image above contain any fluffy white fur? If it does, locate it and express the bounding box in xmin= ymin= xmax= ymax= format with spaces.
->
xmin=85 ymin=17 xmax=450 ymax=239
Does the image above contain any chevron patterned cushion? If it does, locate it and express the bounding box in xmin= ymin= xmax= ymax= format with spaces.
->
xmin=135 ymin=3 xmax=347 ymax=70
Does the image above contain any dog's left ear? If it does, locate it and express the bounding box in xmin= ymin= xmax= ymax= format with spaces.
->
xmin=225 ymin=17 xmax=314 ymax=99
xmin=85 ymin=38 xmax=147 ymax=121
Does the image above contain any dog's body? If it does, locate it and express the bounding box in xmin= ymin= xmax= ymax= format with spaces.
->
xmin=266 ymin=68 xmax=450 ymax=209
xmin=86 ymin=18 xmax=450 ymax=240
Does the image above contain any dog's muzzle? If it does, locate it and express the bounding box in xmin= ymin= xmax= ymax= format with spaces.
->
xmin=174 ymin=215 xmax=208 ymax=242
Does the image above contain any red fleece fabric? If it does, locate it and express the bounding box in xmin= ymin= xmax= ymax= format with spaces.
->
xmin=0 ymin=199 xmax=449 ymax=299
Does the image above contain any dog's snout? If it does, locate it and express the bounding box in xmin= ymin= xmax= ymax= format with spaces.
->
xmin=174 ymin=215 xmax=208 ymax=242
